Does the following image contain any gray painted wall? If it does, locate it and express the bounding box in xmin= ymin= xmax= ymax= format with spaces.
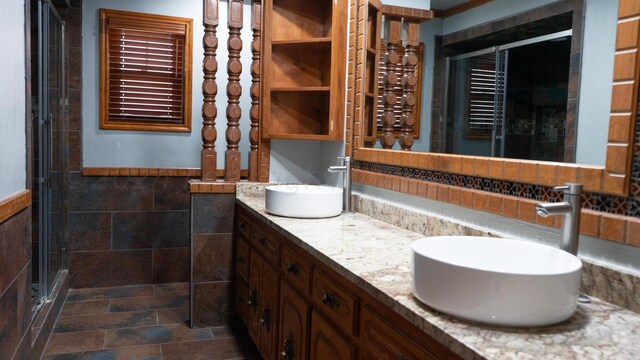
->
xmin=385 ymin=0 xmax=431 ymax=10
xmin=82 ymin=0 xmax=253 ymax=168
xmin=0 ymin=0 xmax=26 ymax=200
xmin=269 ymin=140 xmax=344 ymax=187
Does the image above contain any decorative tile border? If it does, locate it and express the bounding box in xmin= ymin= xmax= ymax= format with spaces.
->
xmin=352 ymin=168 xmax=639 ymax=247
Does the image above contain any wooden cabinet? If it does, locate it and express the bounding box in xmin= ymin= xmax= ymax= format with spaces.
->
xmin=278 ymin=281 xmax=310 ymax=360
xmin=247 ymin=249 xmax=279 ymax=359
xmin=261 ymin=0 xmax=348 ymax=141
xmin=234 ymin=206 xmax=461 ymax=360
xmin=309 ymin=310 xmax=357 ymax=360
xmin=361 ymin=306 xmax=440 ymax=360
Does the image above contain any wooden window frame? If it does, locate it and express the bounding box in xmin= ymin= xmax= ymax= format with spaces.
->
xmin=99 ymin=9 xmax=193 ymax=132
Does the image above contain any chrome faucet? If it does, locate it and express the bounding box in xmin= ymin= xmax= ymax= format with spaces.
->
xmin=536 ymin=183 xmax=590 ymax=303
xmin=327 ymin=156 xmax=352 ymax=212
xmin=536 ymin=183 xmax=582 ymax=255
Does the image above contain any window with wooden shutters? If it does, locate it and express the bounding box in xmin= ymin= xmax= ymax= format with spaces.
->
xmin=377 ymin=42 xmax=424 ymax=138
xmin=99 ymin=9 xmax=193 ymax=132
xmin=465 ymin=52 xmax=499 ymax=139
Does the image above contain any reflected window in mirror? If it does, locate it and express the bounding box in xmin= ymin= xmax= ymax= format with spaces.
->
xmin=443 ymin=31 xmax=571 ymax=162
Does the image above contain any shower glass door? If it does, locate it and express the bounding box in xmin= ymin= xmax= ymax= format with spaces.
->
xmin=33 ymin=0 xmax=66 ymax=310
xmin=442 ymin=48 xmax=508 ymax=157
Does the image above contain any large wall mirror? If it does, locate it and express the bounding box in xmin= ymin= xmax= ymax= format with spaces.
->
xmin=354 ymin=0 xmax=639 ymax=196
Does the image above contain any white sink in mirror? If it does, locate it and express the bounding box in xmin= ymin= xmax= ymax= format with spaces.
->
xmin=265 ymin=185 xmax=343 ymax=218
xmin=411 ymin=236 xmax=582 ymax=327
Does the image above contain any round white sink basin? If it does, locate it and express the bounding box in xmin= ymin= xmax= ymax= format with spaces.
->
xmin=411 ymin=236 xmax=582 ymax=327
xmin=265 ymin=185 xmax=343 ymax=218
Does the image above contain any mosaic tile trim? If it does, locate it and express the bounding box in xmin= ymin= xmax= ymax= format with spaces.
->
xmin=354 ymin=107 xmax=640 ymax=217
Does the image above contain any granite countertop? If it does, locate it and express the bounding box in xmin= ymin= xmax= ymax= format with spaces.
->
xmin=236 ymin=184 xmax=640 ymax=360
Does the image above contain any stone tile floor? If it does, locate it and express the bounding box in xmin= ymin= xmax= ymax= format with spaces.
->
xmin=41 ymin=283 xmax=260 ymax=359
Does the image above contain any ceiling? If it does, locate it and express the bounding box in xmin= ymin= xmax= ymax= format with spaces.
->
xmin=430 ymin=0 xmax=471 ymax=10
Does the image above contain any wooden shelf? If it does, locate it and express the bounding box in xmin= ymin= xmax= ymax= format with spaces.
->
xmin=272 ymin=37 xmax=332 ymax=46
xmin=262 ymin=0 xmax=347 ymax=141
xmin=272 ymin=87 xmax=330 ymax=92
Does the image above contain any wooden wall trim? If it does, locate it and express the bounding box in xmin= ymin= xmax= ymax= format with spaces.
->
xmin=0 ymin=190 xmax=31 ymax=224
xmin=82 ymin=167 xmax=249 ymax=178
xmin=433 ymin=0 xmax=492 ymax=19
xmin=352 ymin=169 xmax=640 ymax=247
xmin=189 ymin=180 xmax=236 ymax=194
xmin=380 ymin=5 xmax=434 ymax=21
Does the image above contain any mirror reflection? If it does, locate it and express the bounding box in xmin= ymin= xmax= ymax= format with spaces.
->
xmin=363 ymin=0 xmax=618 ymax=166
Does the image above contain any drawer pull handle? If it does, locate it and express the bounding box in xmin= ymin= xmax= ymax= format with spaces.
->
xmin=259 ymin=237 xmax=267 ymax=246
xmin=236 ymin=255 xmax=243 ymax=262
xmin=320 ymin=291 xmax=337 ymax=306
xmin=281 ymin=333 xmax=295 ymax=359
xmin=286 ymin=263 xmax=299 ymax=274
xmin=247 ymin=290 xmax=257 ymax=309
xmin=239 ymin=222 xmax=247 ymax=229
xmin=260 ymin=308 xmax=271 ymax=330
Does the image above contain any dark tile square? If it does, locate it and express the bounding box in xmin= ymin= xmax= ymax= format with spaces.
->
xmin=191 ymin=282 xmax=236 ymax=328
xmin=69 ymin=251 xmax=152 ymax=288
xmin=153 ymin=248 xmax=190 ymax=283
xmin=68 ymin=212 xmax=111 ymax=251
xmin=193 ymin=234 xmax=234 ymax=282
xmin=67 ymin=285 xmax=154 ymax=302
xmin=154 ymin=177 xmax=190 ymax=211
xmin=161 ymin=336 xmax=260 ymax=360
xmin=68 ymin=174 xmax=154 ymax=212
xmin=104 ymin=324 xmax=212 ymax=348
xmin=112 ymin=211 xmax=190 ymax=249
xmin=109 ymin=294 xmax=188 ymax=313
xmin=191 ymin=194 xmax=235 ymax=235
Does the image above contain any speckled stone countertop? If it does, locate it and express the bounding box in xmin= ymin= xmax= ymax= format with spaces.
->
xmin=236 ymin=184 xmax=640 ymax=360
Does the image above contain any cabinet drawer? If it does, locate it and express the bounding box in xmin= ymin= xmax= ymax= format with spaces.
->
xmin=361 ymin=306 xmax=438 ymax=360
xmin=282 ymin=244 xmax=312 ymax=295
xmin=251 ymin=220 xmax=281 ymax=265
xmin=236 ymin=237 xmax=250 ymax=282
xmin=236 ymin=207 xmax=251 ymax=239
xmin=311 ymin=269 xmax=357 ymax=335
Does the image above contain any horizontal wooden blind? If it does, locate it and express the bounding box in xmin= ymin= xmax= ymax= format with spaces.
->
xmin=467 ymin=53 xmax=498 ymax=136
xmin=100 ymin=9 xmax=193 ymax=132
xmin=377 ymin=42 xmax=424 ymax=135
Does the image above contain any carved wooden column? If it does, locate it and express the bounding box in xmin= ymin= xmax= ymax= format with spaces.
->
xmin=249 ymin=0 xmax=261 ymax=182
xmin=400 ymin=20 xmax=420 ymax=151
xmin=225 ymin=0 xmax=243 ymax=182
xmin=201 ymin=0 xmax=219 ymax=181
xmin=380 ymin=16 xmax=402 ymax=149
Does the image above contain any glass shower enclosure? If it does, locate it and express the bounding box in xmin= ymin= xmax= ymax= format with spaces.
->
xmin=32 ymin=0 xmax=67 ymax=313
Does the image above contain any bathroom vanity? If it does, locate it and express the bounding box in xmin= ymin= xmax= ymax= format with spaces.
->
xmin=234 ymin=184 xmax=640 ymax=360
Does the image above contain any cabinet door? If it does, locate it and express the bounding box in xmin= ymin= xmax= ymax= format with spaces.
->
xmin=260 ymin=261 xmax=280 ymax=360
xmin=309 ymin=311 xmax=356 ymax=360
xmin=247 ymin=249 xmax=263 ymax=345
xmin=279 ymin=281 xmax=310 ymax=360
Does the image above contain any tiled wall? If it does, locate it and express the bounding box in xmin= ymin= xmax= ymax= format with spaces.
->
xmin=67 ymin=174 xmax=192 ymax=288
xmin=190 ymin=194 xmax=237 ymax=328
xmin=0 ymin=208 xmax=32 ymax=359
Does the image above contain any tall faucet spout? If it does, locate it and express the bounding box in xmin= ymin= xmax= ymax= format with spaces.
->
xmin=327 ymin=156 xmax=352 ymax=212
xmin=536 ymin=202 xmax=572 ymax=217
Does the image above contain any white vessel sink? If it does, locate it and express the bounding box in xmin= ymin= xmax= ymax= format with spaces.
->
xmin=265 ymin=185 xmax=343 ymax=218
xmin=411 ymin=236 xmax=582 ymax=327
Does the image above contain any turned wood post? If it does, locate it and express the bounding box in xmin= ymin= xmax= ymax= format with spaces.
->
xmin=225 ymin=0 xmax=243 ymax=182
xmin=201 ymin=0 xmax=219 ymax=181
xmin=380 ymin=16 xmax=402 ymax=149
xmin=249 ymin=0 xmax=262 ymax=182
xmin=400 ymin=20 xmax=419 ymax=151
